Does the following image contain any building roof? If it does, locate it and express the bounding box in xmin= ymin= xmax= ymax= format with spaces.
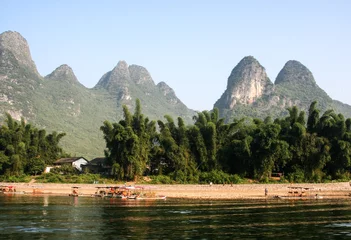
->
xmin=89 ymin=157 xmax=106 ymax=165
xmin=54 ymin=157 xmax=88 ymax=164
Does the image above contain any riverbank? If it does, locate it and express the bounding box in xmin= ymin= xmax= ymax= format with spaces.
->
xmin=1 ymin=182 xmax=351 ymax=199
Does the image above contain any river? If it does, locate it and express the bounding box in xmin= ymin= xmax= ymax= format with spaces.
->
xmin=1 ymin=195 xmax=351 ymax=239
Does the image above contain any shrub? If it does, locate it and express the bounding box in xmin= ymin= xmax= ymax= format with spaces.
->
xmin=172 ymin=170 xmax=187 ymax=183
xmin=286 ymin=168 xmax=305 ymax=183
xmin=35 ymin=173 xmax=115 ymax=184
xmin=150 ymin=175 xmax=174 ymax=184
xmin=0 ymin=174 xmax=31 ymax=182
xmin=51 ymin=165 xmax=79 ymax=175
xmin=199 ymin=170 xmax=243 ymax=184
xmin=229 ymin=174 xmax=244 ymax=184
xmin=34 ymin=173 xmax=61 ymax=183
xmin=334 ymin=171 xmax=351 ymax=182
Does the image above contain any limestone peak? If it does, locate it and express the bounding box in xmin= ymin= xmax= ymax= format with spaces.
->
xmin=129 ymin=64 xmax=155 ymax=86
xmin=214 ymin=56 xmax=272 ymax=109
xmin=115 ymin=60 xmax=128 ymax=70
xmin=45 ymin=64 xmax=80 ymax=85
xmin=275 ymin=60 xmax=316 ymax=86
xmin=157 ymin=81 xmax=180 ymax=105
xmin=0 ymin=31 xmax=39 ymax=76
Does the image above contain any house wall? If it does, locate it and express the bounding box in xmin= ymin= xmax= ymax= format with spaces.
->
xmin=44 ymin=166 xmax=55 ymax=173
xmin=72 ymin=158 xmax=88 ymax=171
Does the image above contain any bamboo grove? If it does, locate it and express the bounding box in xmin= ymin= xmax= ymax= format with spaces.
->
xmin=0 ymin=113 xmax=66 ymax=176
xmin=101 ymin=100 xmax=351 ymax=183
xmin=1 ymin=99 xmax=351 ymax=183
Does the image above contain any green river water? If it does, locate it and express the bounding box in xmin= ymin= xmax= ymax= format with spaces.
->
xmin=1 ymin=195 xmax=351 ymax=239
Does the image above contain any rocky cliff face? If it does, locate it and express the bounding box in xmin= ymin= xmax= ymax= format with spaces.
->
xmin=0 ymin=31 xmax=39 ymax=76
xmin=0 ymin=31 xmax=43 ymax=121
xmin=214 ymin=57 xmax=350 ymax=120
xmin=214 ymin=56 xmax=272 ymax=110
xmin=157 ymin=81 xmax=180 ymax=105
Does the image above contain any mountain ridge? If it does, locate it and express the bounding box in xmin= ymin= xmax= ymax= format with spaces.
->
xmin=0 ymin=31 xmax=195 ymax=158
xmin=1 ymin=30 xmax=351 ymax=158
xmin=214 ymin=56 xmax=351 ymax=120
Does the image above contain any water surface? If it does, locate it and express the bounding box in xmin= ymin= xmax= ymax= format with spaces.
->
xmin=1 ymin=195 xmax=351 ymax=239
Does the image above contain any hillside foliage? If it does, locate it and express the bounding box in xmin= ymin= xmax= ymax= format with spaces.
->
xmin=1 ymin=99 xmax=351 ymax=183
xmin=101 ymin=100 xmax=351 ymax=183
xmin=0 ymin=114 xmax=68 ymax=176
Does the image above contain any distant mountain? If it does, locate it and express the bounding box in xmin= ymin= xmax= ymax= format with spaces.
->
xmin=0 ymin=31 xmax=195 ymax=158
xmin=94 ymin=60 xmax=193 ymax=120
xmin=2 ymin=31 xmax=351 ymax=158
xmin=214 ymin=56 xmax=351 ymax=120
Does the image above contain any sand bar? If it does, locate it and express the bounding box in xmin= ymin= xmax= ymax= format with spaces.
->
xmin=1 ymin=182 xmax=351 ymax=199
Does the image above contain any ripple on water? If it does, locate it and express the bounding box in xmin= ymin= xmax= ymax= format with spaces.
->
xmin=2 ymin=196 xmax=351 ymax=239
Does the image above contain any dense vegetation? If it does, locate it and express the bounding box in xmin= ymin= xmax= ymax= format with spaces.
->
xmin=1 ymin=99 xmax=351 ymax=184
xmin=0 ymin=114 xmax=67 ymax=177
xmin=102 ymin=100 xmax=351 ymax=183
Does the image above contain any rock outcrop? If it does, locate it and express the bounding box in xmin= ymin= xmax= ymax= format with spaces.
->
xmin=0 ymin=31 xmax=42 ymax=122
xmin=45 ymin=64 xmax=82 ymax=86
xmin=214 ymin=56 xmax=272 ymax=110
xmin=157 ymin=81 xmax=179 ymax=105
xmin=214 ymin=57 xmax=349 ymax=120
xmin=96 ymin=60 xmax=130 ymax=92
xmin=129 ymin=64 xmax=155 ymax=86
xmin=0 ymin=31 xmax=39 ymax=76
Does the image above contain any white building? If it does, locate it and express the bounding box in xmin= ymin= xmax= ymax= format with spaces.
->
xmin=53 ymin=157 xmax=88 ymax=172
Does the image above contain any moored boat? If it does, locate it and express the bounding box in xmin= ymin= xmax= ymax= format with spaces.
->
xmin=0 ymin=185 xmax=25 ymax=194
xmin=275 ymin=187 xmax=322 ymax=200
xmin=135 ymin=195 xmax=167 ymax=200
xmin=106 ymin=185 xmax=167 ymax=200
xmin=92 ymin=186 xmax=108 ymax=197
xmin=69 ymin=186 xmax=80 ymax=197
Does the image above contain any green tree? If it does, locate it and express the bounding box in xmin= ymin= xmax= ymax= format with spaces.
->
xmin=0 ymin=113 xmax=67 ymax=176
xmin=101 ymin=99 xmax=156 ymax=180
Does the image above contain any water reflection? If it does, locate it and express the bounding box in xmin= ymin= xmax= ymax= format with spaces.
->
xmin=1 ymin=196 xmax=351 ymax=239
xmin=43 ymin=194 xmax=49 ymax=207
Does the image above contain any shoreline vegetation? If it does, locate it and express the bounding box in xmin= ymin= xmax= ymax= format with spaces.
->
xmin=1 ymin=182 xmax=351 ymax=199
xmin=2 ymin=102 xmax=351 ymax=190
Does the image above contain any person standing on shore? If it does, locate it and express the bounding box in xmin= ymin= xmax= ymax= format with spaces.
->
xmin=265 ymin=188 xmax=268 ymax=197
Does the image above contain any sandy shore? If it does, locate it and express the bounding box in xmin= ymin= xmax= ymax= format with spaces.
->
xmin=1 ymin=182 xmax=351 ymax=199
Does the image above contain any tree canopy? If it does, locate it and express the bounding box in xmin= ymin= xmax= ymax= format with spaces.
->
xmin=0 ymin=113 xmax=67 ymax=176
xmin=101 ymin=100 xmax=351 ymax=182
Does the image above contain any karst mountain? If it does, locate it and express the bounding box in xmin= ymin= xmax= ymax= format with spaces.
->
xmin=214 ymin=56 xmax=351 ymax=120
xmin=0 ymin=31 xmax=194 ymax=158
xmin=1 ymin=31 xmax=350 ymax=158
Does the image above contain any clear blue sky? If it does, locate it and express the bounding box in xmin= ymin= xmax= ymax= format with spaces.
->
xmin=1 ymin=1 xmax=351 ymax=111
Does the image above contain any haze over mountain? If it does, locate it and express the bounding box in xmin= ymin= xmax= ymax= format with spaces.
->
xmin=1 ymin=31 xmax=351 ymax=158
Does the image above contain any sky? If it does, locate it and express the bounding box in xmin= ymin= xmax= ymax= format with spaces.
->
xmin=1 ymin=1 xmax=351 ymax=111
